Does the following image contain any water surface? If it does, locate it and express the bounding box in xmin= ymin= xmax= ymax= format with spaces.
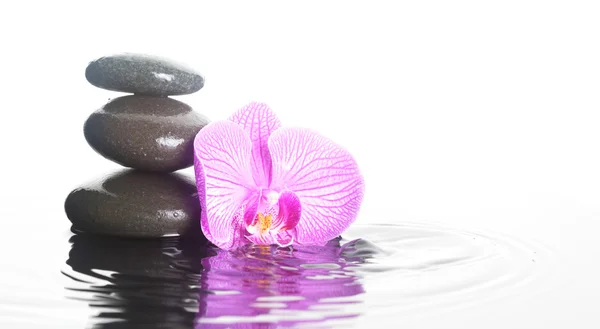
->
xmin=60 ymin=223 xmax=553 ymax=328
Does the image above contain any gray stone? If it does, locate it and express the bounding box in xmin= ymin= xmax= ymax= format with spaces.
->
xmin=64 ymin=170 xmax=202 ymax=238
xmin=85 ymin=53 xmax=204 ymax=96
xmin=84 ymin=95 xmax=209 ymax=172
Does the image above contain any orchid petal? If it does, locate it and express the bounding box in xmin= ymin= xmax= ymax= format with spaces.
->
xmin=268 ymin=128 xmax=365 ymax=245
xmin=194 ymin=120 xmax=256 ymax=250
xmin=229 ymin=102 xmax=282 ymax=187
xmin=272 ymin=190 xmax=301 ymax=231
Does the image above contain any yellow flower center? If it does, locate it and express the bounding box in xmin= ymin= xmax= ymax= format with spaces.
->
xmin=257 ymin=213 xmax=273 ymax=234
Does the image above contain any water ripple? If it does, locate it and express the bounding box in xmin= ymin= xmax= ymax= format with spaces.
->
xmin=59 ymin=223 xmax=554 ymax=328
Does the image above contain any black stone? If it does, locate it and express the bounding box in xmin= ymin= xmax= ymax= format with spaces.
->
xmin=84 ymin=95 xmax=209 ymax=172
xmin=85 ymin=53 xmax=204 ymax=96
xmin=64 ymin=170 xmax=203 ymax=238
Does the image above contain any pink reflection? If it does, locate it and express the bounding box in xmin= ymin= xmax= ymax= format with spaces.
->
xmin=195 ymin=238 xmax=365 ymax=328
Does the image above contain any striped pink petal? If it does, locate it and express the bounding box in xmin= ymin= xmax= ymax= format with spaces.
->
xmin=193 ymin=120 xmax=257 ymax=250
xmin=268 ymin=128 xmax=365 ymax=245
xmin=229 ymin=102 xmax=282 ymax=188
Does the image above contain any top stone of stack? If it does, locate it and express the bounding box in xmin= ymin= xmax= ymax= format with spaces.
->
xmin=85 ymin=53 xmax=204 ymax=96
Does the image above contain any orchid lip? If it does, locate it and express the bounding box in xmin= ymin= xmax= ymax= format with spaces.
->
xmin=245 ymin=190 xmax=291 ymax=236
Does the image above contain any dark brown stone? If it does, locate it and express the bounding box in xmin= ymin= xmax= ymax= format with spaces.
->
xmin=64 ymin=170 xmax=203 ymax=238
xmin=84 ymin=95 xmax=209 ymax=172
xmin=85 ymin=53 xmax=205 ymax=96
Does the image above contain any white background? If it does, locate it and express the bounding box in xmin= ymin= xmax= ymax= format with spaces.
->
xmin=1 ymin=1 xmax=599 ymax=328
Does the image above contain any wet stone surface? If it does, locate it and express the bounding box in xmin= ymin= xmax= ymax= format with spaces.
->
xmin=85 ymin=53 xmax=205 ymax=96
xmin=84 ymin=95 xmax=209 ymax=172
xmin=64 ymin=170 xmax=203 ymax=238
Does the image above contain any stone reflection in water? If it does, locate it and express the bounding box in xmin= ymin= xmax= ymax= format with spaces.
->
xmin=64 ymin=234 xmax=367 ymax=328
xmin=64 ymin=234 xmax=212 ymax=328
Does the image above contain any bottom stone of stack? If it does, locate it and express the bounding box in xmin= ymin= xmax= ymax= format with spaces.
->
xmin=64 ymin=169 xmax=203 ymax=238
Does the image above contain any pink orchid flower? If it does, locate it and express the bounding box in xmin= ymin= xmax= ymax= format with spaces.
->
xmin=193 ymin=102 xmax=364 ymax=250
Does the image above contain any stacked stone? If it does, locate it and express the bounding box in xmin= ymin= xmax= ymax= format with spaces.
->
xmin=64 ymin=53 xmax=209 ymax=238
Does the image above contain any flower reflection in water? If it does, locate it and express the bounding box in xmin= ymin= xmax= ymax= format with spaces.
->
xmin=198 ymin=238 xmax=365 ymax=327
xmin=63 ymin=235 xmax=367 ymax=328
